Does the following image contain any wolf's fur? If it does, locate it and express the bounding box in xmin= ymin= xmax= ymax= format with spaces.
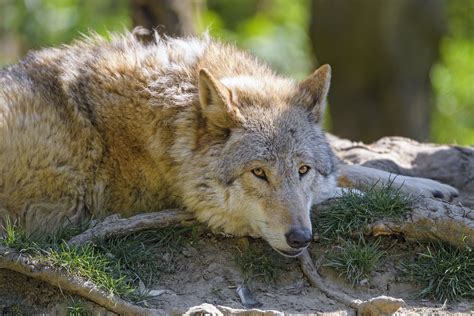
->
xmin=0 ymin=31 xmax=338 ymax=255
xmin=0 ymin=31 xmax=458 ymax=255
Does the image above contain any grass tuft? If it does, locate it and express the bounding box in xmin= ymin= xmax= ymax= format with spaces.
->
xmin=402 ymin=243 xmax=473 ymax=302
xmin=324 ymin=237 xmax=384 ymax=286
xmin=1 ymin=218 xmax=91 ymax=251
xmin=95 ymin=225 xmax=201 ymax=286
xmin=42 ymin=243 xmax=136 ymax=298
xmin=66 ymin=298 xmax=89 ymax=316
xmin=315 ymin=179 xmax=414 ymax=239
xmin=234 ymin=242 xmax=289 ymax=284
xmin=48 ymin=220 xmax=92 ymax=245
xmin=1 ymin=218 xmax=34 ymax=250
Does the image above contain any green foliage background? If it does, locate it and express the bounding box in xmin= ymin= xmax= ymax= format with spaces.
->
xmin=0 ymin=0 xmax=473 ymax=145
xmin=431 ymin=0 xmax=474 ymax=144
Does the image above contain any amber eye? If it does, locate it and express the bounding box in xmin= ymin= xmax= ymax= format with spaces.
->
xmin=298 ymin=165 xmax=310 ymax=176
xmin=251 ymin=168 xmax=267 ymax=180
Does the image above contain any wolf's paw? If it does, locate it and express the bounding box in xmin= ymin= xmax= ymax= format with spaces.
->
xmin=394 ymin=176 xmax=459 ymax=201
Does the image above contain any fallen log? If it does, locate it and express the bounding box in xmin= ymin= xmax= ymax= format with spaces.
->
xmin=69 ymin=194 xmax=474 ymax=250
xmin=68 ymin=209 xmax=196 ymax=246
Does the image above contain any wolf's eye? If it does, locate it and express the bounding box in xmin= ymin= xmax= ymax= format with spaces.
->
xmin=298 ymin=165 xmax=311 ymax=176
xmin=251 ymin=168 xmax=267 ymax=180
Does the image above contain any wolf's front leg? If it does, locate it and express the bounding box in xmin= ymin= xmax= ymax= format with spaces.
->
xmin=338 ymin=164 xmax=459 ymax=201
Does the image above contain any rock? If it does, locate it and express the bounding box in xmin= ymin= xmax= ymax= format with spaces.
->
xmin=183 ymin=303 xmax=285 ymax=316
xmin=357 ymin=296 xmax=405 ymax=316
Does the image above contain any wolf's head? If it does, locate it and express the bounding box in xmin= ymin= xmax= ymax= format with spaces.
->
xmin=197 ymin=65 xmax=337 ymax=257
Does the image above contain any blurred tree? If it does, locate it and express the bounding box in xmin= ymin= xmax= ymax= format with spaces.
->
xmin=200 ymin=0 xmax=313 ymax=79
xmin=0 ymin=0 xmax=130 ymax=65
xmin=130 ymin=0 xmax=200 ymax=36
xmin=310 ymin=0 xmax=445 ymax=142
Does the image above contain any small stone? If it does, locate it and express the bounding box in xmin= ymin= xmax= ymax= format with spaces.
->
xmin=148 ymin=289 xmax=168 ymax=297
xmin=236 ymin=284 xmax=261 ymax=308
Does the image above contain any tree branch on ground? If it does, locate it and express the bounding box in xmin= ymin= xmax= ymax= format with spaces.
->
xmin=68 ymin=209 xmax=196 ymax=246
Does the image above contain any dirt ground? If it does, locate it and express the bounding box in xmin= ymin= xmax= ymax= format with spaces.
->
xmin=1 ymin=227 xmax=473 ymax=315
xmin=0 ymin=270 xmax=115 ymax=315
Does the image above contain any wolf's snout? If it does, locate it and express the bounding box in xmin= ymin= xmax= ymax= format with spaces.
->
xmin=285 ymin=228 xmax=312 ymax=249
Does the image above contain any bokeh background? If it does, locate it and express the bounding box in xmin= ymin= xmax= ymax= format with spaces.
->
xmin=1 ymin=0 xmax=473 ymax=145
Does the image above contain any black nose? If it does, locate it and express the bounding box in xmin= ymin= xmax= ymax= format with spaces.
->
xmin=285 ymin=228 xmax=312 ymax=249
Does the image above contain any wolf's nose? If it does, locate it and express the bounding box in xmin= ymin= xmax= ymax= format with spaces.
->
xmin=285 ymin=228 xmax=312 ymax=249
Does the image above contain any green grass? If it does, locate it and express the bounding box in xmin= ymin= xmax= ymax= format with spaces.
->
xmin=1 ymin=221 xmax=137 ymax=299
xmin=47 ymin=220 xmax=92 ymax=245
xmin=42 ymin=243 xmax=136 ymax=298
xmin=1 ymin=218 xmax=35 ymax=250
xmin=233 ymin=242 xmax=290 ymax=284
xmin=324 ymin=237 xmax=385 ymax=287
xmin=315 ymin=181 xmax=473 ymax=301
xmin=1 ymin=220 xmax=200 ymax=303
xmin=315 ymin=180 xmax=414 ymax=240
xmin=402 ymin=243 xmax=473 ymax=302
xmin=1 ymin=217 xmax=91 ymax=251
xmin=66 ymin=299 xmax=89 ymax=316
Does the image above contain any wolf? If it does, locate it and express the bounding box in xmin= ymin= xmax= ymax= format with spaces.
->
xmin=0 ymin=30 xmax=458 ymax=256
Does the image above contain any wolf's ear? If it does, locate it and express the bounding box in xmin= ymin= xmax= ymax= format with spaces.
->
xmin=198 ymin=68 xmax=243 ymax=129
xmin=299 ymin=64 xmax=331 ymax=123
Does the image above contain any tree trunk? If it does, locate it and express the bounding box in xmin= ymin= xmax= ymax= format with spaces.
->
xmin=310 ymin=0 xmax=446 ymax=143
xmin=130 ymin=0 xmax=200 ymax=36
